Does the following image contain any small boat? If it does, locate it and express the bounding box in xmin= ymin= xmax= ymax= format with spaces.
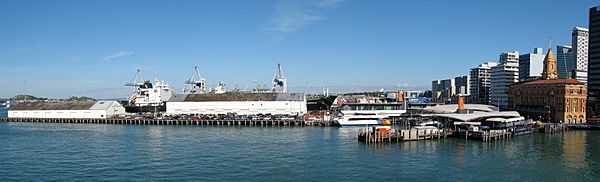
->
xmin=1 ymin=101 xmax=9 ymax=108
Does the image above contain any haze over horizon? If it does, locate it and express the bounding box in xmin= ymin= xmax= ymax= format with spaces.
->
xmin=0 ymin=0 xmax=594 ymax=99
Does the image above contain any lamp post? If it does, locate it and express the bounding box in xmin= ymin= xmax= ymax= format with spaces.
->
xmin=544 ymin=105 xmax=551 ymax=123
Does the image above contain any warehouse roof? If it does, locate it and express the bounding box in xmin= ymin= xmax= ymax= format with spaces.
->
xmin=89 ymin=101 xmax=121 ymax=110
xmin=427 ymin=111 xmax=521 ymax=122
xmin=11 ymin=102 xmax=97 ymax=110
xmin=168 ymin=93 xmax=305 ymax=102
xmin=419 ymin=104 xmax=498 ymax=114
xmin=11 ymin=101 xmax=122 ymax=111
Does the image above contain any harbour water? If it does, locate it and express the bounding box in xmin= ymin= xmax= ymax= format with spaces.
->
xmin=0 ymin=116 xmax=599 ymax=181
xmin=0 ymin=108 xmax=7 ymax=118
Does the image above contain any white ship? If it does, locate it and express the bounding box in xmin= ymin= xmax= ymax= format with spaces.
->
xmin=336 ymin=103 xmax=405 ymax=126
xmin=124 ymin=69 xmax=174 ymax=113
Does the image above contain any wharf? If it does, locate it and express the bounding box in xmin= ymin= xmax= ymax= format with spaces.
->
xmin=538 ymin=123 xmax=568 ymax=133
xmin=467 ymin=130 xmax=512 ymax=141
xmin=0 ymin=117 xmax=337 ymax=127
xmin=568 ymin=124 xmax=600 ymax=130
xmin=358 ymin=127 xmax=450 ymax=143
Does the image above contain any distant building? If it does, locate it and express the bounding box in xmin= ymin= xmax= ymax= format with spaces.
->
xmin=432 ymin=75 xmax=470 ymax=103
xmin=469 ymin=62 xmax=497 ymax=104
xmin=490 ymin=51 xmax=519 ymax=109
xmin=518 ymin=48 xmax=544 ymax=81
xmin=454 ymin=75 xmax=470 ymax=95
xmin=8 ymin=101 xmax=126 ymax=119
xmin=589 ymin=7 xmax=600 ymax=116
xmin=432 ymin=79 xmax=455 ymax=103
xmin=556 ymin=45 xmax=574 ymax=79
xmin=509 ymin=48 xmax=586 ymax=123
xmin=404 ymin=91 xmax=426 ymax=99
xmin=573 ymin=27 xmax=589 ymax=84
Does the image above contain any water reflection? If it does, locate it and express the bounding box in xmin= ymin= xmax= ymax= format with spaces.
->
xmin=455 ymin=141 xmax=467 ymax=167
xmin=562 ymin=131 xmax=588 ymax=170
xmin=145 ymin=126 xmax=165 ymax=162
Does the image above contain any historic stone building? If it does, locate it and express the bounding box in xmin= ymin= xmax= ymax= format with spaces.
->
xmin=509 ymin=48 xmax=587 ymax=123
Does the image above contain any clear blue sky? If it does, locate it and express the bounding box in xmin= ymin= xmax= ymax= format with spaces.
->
xmin=0 ymin=0 xmax=595 ymax=98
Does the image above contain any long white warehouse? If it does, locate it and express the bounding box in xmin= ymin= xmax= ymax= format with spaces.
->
xmin=8 ymin=101 xmax=126 ymax=119
xmin=166 ymin=93 xmax=307 ymax=115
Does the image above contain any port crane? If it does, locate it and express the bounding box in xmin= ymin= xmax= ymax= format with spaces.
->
xmin=124 ymin=69 xmax=153 ymax=105
xmin=185 ymin=66 xmax=207 ymax=94
xmin=272 ymin=63 xmax=287 ymax=93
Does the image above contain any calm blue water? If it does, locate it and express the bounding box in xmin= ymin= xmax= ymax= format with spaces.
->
xmin=0 ymin=108 xmax=7 ymax=118
xmin=0 ymin=121 xmax=599 ymax=181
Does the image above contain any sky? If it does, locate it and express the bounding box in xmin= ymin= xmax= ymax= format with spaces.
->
xmin=0 ymin=0 xmax=596 ymax=99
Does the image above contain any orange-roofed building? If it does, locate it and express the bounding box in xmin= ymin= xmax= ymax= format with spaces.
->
xmin=508 ymin=48 xmax=587 ymax=123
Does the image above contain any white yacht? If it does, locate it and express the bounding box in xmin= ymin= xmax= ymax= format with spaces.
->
xmin=337 ymin=114 xmax=392 ymax=126
xmin=336 ymin=103 xmax=406 ymax=126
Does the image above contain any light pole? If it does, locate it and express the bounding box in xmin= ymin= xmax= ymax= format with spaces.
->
xmin=544 ymin=105 xmax=551 ymax=123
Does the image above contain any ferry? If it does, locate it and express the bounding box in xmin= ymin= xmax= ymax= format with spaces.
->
xmin=335 ymin=103 xmax=406 ymax=126
xmin=337 ymin=114 xmax=392 ymax=126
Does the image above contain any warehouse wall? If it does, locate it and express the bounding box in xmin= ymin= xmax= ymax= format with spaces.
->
xmin=166 ymin=101 xmax=307 ymax=115
xmin=105 ymin=103 xmax=126 ymax=118
xmin=9 ymin=110 xmax=108 ymax=118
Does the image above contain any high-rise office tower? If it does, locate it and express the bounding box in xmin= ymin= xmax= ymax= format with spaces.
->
xmin=557 ymin=45 xmax=574 ymax=79
xmin=572 ymin=27 xmax=589 ymax=84
xmin=469 ymin=62 xmax=498 ymax=104
xmin=490 ymin=51 xmax=519 ymax=109
xmin=588 ymin=7 xmax=600 ymax=115
xmin=519 ymin=48 xmax=544 ymax=81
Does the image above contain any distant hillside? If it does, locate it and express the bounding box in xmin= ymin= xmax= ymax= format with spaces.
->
xmin=65 ymin=96 xmax=96 ymax=102
xmin=10 ymin=95 xmax=97 ymax=102
xmin=11 ymin=95 xmax=46 ymax=101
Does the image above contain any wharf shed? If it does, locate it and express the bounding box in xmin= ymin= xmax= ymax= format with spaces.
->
xmin=166 ymin=93 xmax=307 ymax=115
xmin=8 ymin=101 xmax=126 ymax=119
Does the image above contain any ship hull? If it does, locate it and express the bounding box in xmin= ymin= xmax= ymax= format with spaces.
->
xmin=125 ymin=105 xmax=166 ymax=113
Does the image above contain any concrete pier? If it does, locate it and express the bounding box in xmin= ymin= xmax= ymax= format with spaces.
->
xmin=0 ymin=117 xmax=337 ymax=127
